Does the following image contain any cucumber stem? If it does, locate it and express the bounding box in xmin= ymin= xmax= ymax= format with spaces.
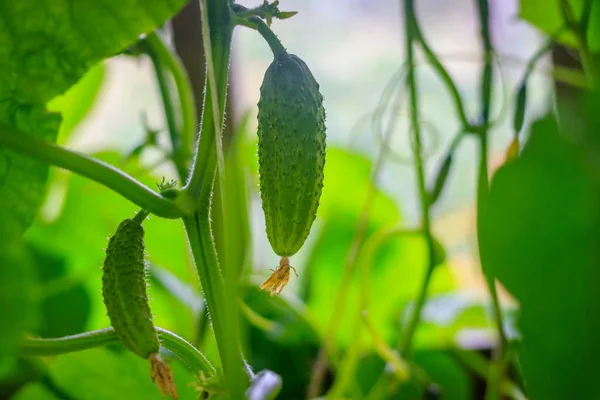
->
xmin=250 ymin=17 xmax=288 ymax=58
xmin=133 ymin=209 xmax=150 ymax=224
xmin=0 ymin=125 xmax=182 ymax=219
xmin=21 ymin=326 xmax=216 ymax=376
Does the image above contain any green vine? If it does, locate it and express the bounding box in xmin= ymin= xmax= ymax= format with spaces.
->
xmin=397 ymin=0 xmax=437 ymax=357
xmin=0 ymin=125 xmax=182 ymax=219
xmin=181 ymin=0 xmax=248 ymax=397
xmin=21 ymin=327 xmax=215 ymax=377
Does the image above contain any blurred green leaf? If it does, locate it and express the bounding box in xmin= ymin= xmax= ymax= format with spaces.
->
xmin=47 ymin=63 xmax=105 ymax=143
xmin=10 ymin=383 xmax=60 ymax=400
xmin=0 ymin=246 xmax=38 ymax=378
xmin=413 ymin=350 xmax=471 ymax=400
xmin=0 ymin=0 xmax=188 ymax=239
xmin=484 ymin=115 xmax=600 ymax=399
xmin=13 ymin=348 xmax=199 ymax=400
xmin=519 ymin=0 xmax=600 ymax=50
xmin=241 ymin=284 xmax=320 ymax=399
xmin=26 ymin=241 xmax=91 ymax=338
xmin=0 ymin=358 xmax=47 ymax=399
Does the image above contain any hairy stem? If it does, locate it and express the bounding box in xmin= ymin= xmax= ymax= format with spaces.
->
xmin=21 ymin=327 xmax=215 ymax=376
xmin=253 ymin=17 xmax=287 ymax=57
xmin=182 ymin=0 xmax=248 ymax=397
xmin=0 ymin=126 xmax=182 ymax=219
xmin=232 ymin=6 xmax=287 ymax=58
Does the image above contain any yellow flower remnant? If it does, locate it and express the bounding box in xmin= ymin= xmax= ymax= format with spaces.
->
xmin=259 ymin=256 xmax=298 ymax=296
xmin=150 ymin=353 xmax=178 ymax=399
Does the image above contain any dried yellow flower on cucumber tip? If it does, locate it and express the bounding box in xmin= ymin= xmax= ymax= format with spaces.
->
xmin=259 ymin=257 xmax=298 ymax=296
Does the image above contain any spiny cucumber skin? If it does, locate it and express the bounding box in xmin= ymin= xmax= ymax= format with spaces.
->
xmin=102 ymin=219 xmax=159 ymax=359
xmin=257 ymin=53 xmax=326 ymax=257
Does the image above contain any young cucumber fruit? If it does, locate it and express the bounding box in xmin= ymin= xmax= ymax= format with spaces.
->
xmin=102 ymin=218 xmax=158 ymax=358
xmin=257 ymin=52 xmax=326 ymax=295
xmin=102 ymin=217 xmax=177 ymax=398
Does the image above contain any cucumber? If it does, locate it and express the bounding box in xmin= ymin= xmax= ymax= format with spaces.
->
xmin=102 ymin=218 xmax=177 ymax=398
xmin=257 ymin=53 xmax=326 ymax=295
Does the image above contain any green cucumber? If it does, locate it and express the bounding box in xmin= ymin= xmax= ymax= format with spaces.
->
xmin=102 ymin=217 xmax=177 ymax=398
xmin=257 ymin=52 xmax=326 ymax=295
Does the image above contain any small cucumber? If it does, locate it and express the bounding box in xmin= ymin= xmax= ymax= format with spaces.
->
xmin=257 ymin=52 xmax=326 ymax=295
xmin=102 ymin=217 xmax=177 ymax=398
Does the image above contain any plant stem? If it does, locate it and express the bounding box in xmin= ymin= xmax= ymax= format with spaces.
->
xmin=145 ymin=33 xmax=198 ymax=169
xmin=410 ymin=13 xmax=475 ymax=133
xmin=452 ymin=350 xmax=528 ymax=400
xmin=252 ymin=17 xmax=287 ymax=57
xmin=143 ymin=33 xmax=190 ymax=181
xmin=0 ymin=125 xmax=182 ymax=219
xmin=183 ymin=214 xmax=246 ymax=390
xmin=182 ymin=0 xmax=247 ymax=396
xmin=560 ymin=0 xmax=597 ymax=86
xmin=232 ymin=7 xmax=287 ymax=58
xmin=21 ymin=327 xmax=215 ymax=376
xmin=133 ymin=209 xmax=150 ymax=224
xmin=398 ymin=0 xmax=437 ymax=357
xmin=473 ymin=1 xmax=507 ymax=399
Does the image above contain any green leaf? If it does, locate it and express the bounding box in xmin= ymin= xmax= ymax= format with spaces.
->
xmin=413 ymin=350 xmax=471 ymax=400
xmin=519 ymin=0 xmax=600 ymax=50
xmin=47 ymin=62 xmax=105 ymax=143
xmin=241 ymin=284 xmax=320 ymax=399
xmin=0 ymin=245 xmax=38 ymax=378
xmin=13 ymin=348 xmax=199 ymax=400
xmin=26 ymin=241 xmax=91 ymax=338
xmin=0 ymin=358 xmax=47 ymax=399
xmin=484 ymin=115 xmax=600 ymax=399
xmin=0 ymin=0 xmax=187 ymax=239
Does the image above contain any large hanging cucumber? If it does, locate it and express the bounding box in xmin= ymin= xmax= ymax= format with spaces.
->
xmin=257 ymin=52 xmax=326 ymax=295
xmin=102 ymin=217 xmax=178 ymax=398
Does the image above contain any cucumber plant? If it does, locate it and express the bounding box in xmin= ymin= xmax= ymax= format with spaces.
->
xmin=0 ymin=0 xmax=316 ymax=398
xmin=1 ymin=0 xmax=598 ymax=399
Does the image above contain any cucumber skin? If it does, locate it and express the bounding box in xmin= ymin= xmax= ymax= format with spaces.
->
xmin=102 ymin=219 xmax=159 ymax=359
xmin=257 ymin=53 xmax=326 ymax=257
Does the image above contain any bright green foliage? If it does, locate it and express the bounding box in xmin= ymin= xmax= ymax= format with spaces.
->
xmin=484 ymin=115 xmax=600 ymax=399
xmin=257 ymin=53 xmax=326 ymax=257
xmin=102 ymin=219 xmax=159 ymax=360
xmin=0 ymin=0 xmax=187 ymax=239
xmin=12 ymin=348 xmax=199 ymax=400
xmin=520 ymin=0 xmax=600 ymax=50
xmin=27 ymin=242 xmax=91 ymax=339
xmin=0 ymin=246 xmax=37 ymax=378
